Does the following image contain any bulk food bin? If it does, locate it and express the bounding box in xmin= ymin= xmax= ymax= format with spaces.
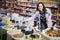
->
xmin=40 ymin=28 xmax=60 ymax=40
xmin=11 ymin=33 xmax=25 ymax=40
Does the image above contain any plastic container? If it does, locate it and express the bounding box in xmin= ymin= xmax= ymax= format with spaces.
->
xmin=0 ymin=23 xmax=5 ymax=27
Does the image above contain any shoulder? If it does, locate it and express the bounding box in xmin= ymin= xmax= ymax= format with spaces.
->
xmin=46 ymin=8 xmax=52 ymax=15
xmin=35 ymin=10 xmax=39 ymax=14
xmin=46 ymin=8 xmax=52 ymax=14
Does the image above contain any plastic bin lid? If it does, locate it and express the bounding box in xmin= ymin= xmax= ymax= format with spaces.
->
xmin=0 ymin=23 xmax=5 ymax=27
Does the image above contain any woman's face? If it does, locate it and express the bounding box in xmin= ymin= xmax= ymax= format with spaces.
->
xmin=38 ymin=4 xmax=43 ymax=11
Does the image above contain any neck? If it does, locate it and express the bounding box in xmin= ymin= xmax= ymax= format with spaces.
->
xmin=39 ymin=9 xmax=43 ymax=12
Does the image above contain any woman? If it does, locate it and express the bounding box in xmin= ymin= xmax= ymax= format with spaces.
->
xmin=33 ymin=2 xmax=52 ymax=31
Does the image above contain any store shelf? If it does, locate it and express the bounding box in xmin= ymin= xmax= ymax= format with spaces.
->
xmin=4 ymin=0 xmax=58 ymax=16
xmin=6 ymin=1 xmax=16 ymax=4
xmin=19 ymin=13 xmax=31 ymax=17
xmin=6 ymin=0 xmax=57 ymax=8
xmin=46 ymin=6 xmax=57 ymax=9
xmin=19 ymin=5 xmax=36 ymax=8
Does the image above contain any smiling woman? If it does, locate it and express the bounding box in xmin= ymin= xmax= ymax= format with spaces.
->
xmin=36 ymin=2 xmax=48 ymax=30
xmin=33 ymin=2 xmax=52 ymax=31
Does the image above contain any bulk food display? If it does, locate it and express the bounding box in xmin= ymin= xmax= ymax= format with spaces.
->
xmin=12 ymin=33 xmax=25 ymax=40
xmin=40 ymin=28 xmax=60 ymax=40
xmin=0 ymin=0 xmax=60 ymax=40
xmin=45 ymin=29 xmax=60 ymax=37
xmin=13 ymin=34 xmax=24 ymax=38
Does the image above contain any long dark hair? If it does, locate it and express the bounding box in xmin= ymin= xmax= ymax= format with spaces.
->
xmin=36 ymin=2 xmax=46 ymax=13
